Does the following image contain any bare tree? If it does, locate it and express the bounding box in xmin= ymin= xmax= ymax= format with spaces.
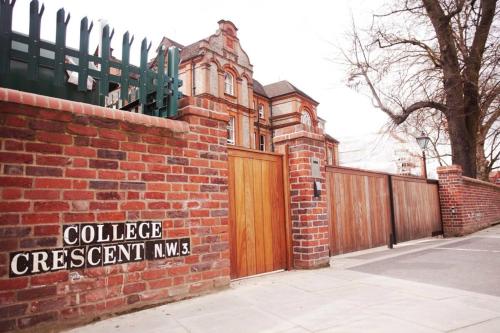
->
xmin=343 ymin=0 xmax=499 ymax=179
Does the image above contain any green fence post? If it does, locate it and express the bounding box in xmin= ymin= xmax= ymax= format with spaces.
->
xmin=0 ymin=0 xmax=15 ymax=78
xmin=99 ymin=24 xmax=113 ymax=106
xmin=167 ymin=46 xmax=181 ymax=118
xmin=27 ymin=0 xmax=44 ymax=81
xmin=139 ymin=38 xmax=151 ymax=114
xmin=120 ymin=31 xmax=133 ymax=106
xmin=78 ymin=17 xmax=93 ymax=92
xmin=54 ymin=8 xmax=70 ymax=87
xmin=155 ymin=46 xmax=166 ymax=117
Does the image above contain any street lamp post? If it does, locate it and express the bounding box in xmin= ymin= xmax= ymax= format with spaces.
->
xmin=416 ymin=132 xmax=431 ymax=179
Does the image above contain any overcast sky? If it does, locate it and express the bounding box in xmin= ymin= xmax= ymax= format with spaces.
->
xmin=13 ymin=0 xmax=438 ymax=175
xmin=12 ymin=0 xmax=393 ymax=140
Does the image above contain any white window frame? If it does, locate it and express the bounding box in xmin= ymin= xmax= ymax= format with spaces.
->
xmin=259 ymin=134 xmax=265 ymax=151
xmin=224 ymin=72 xmax=234 ymax=95
xmin=301 ymin=111 xmax=312 ymax=127
xmin=258 ymin=104 xmax=264 ymax=119
xmin=227 ymin=116 xmax=235 ymax=145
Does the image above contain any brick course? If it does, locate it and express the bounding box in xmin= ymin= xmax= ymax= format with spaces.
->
xmin=0 ymin=89 xmax=230 ymax=331
xmin=438 ymin=165 xmax=500 ymax=236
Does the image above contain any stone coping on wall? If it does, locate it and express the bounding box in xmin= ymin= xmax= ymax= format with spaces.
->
xmin=462 ymin=176 xmax=500 ymax=190
xmin=437 ymin=165 xmax=500 ymax=189
xmin=273 ymin=130 xmax=324 ymax=144
xmin=0 ymin=88 xmax=190 ymax=133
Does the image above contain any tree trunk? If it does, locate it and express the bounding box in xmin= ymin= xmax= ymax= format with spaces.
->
xmin=476 ymin=139 xmax=490 ymax=181
xmin=447 ymin=114 xmax=477 ymax=177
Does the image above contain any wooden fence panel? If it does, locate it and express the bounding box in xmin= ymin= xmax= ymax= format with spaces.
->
xmin=392 ymin=177 xmax=442 ymax=242
xmin=326 ymin=166 xmax=442 ymax=256
xmin=327 ymin=167 xmax=391 ymax=255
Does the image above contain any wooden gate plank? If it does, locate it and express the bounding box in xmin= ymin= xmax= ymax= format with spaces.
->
xmin=228 ymin=155 xmax=237 ymax=278
xmin=243 ymin=157 xmax=257 ymax=276
xmin=272 ymin=158 xmax=286 ymax=269
xmin=252 ymin=159 xmax=266 ymax=274
xmin=234 ymin=156 xmax=248 ymax=277
xmin=270 ymin=160 xmax=282 ymax=270
xmin=261 ymin=160 xmax=274 ymax=272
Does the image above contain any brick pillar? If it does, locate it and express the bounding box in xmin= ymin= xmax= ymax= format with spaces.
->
xmin=437 ymin=165 xmax=465 ymax=237
xmin=177 ymin=96 xmax=231 ymax=288
xmin=274 ymin=127 xmax=329 ymax=269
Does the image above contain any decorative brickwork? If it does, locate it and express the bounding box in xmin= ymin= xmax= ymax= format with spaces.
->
xmin=437 ymin=165 xmax=500 ymax=236
xmin=274 ymin=127 xmax=329 ymax=269
xmin=0 ymin=89 xmax=230 ymax=331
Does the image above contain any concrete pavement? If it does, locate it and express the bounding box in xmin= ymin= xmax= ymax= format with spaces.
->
xmin=66 ymin=224 xmax=500 ymax=333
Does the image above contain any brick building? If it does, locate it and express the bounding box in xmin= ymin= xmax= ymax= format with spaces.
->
xmin=150 ymin=20 xmax=339 ymax=165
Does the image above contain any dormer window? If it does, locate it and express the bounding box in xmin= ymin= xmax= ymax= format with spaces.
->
xmin=224 ymin=72 xmax=234 ymax=95
xmin=301 ymin=111 xmax=312 ymax=127
xmin=258 ymin=104 xmax=264 ymax=119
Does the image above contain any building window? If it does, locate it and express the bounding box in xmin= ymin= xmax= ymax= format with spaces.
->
xmin=301 ymin=111 xmax=312 ymax=127
xmin=259 ymin=135 xmax=265 ymax=151
xmin=227 ymin=116 xmax=235 ymax=145
xmin=224 ymin=72 xmax=234 ymax=95
xmin=327 ymin=147 xmax=334 ymax=165
xmin=258 ymin=104 xmax=264 ymax=119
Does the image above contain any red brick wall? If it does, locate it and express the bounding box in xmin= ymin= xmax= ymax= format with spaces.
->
xmin=438 ymin=165 xmax=500 ymax=236
xmin=0 ymin=89 xmax=230 ymax=332
xmin=274 ymin=127 xmax=329 ymax=269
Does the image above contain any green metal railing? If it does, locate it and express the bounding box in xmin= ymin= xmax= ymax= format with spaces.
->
xmin=0 ymin=0 xmax=182 ymax=118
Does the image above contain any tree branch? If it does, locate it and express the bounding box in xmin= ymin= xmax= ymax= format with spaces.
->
xmin=468 ymin=0 xmax=497 ymax=72
xmin=375 ymin=37 xmax=442 ymax=68
xmin=359 ymin=67 xmax=446 ymax=124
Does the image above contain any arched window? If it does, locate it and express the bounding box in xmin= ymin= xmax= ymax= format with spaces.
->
xmin=258 ymin=104 xmax=264 ymax=119
xmin=301 ymin=111 xmax=312 ymax=127
xmin=224 ymin=72 xmax=234 ymax=95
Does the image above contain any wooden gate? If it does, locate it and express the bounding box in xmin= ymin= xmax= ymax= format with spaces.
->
xmin=326 ymin=166 xmax=442 ymax=255
xmin=391 ymin=176 xmax=442 ymax=242
xmin=228 ymin=147 xmax=290 ymax=279
xmin=326 ymin=167 xmax=391 ymax=255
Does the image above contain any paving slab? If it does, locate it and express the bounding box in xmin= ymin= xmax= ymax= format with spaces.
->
xmin=350 ymin=239 xmax=500 ymax=296
xmin=451 ymin=317 xmax=500 ymax=333
xmin=366 ymin=297 xmax=500 ymax=331
xmin=316 ymin=314 xmax=441 ymax=333
xmin=66 ymin=225 xmax=500 ymax=333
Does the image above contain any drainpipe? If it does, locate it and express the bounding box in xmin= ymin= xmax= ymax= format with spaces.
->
xmin=269 ymin=100 xmax=274 ymax=152
xmin=191 ymin=62 xmax=196 ymax=96
xmin=256 ymin=106 xmax=261 ymax=150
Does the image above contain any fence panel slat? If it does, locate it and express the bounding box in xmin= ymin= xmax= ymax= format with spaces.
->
xmin=0 ymin=0 xmax=15 ymax=76
xmin=28 ymin=0 xmax=43 ymax=81
xmin=54 ymin=8 xmax=69 ymax=87
xmin=98 ymin=24 xmax=112 ymax=106
xmin=155 ymin=46 xmax=165 ymax=117
xmin=77 ymin=17 xmax=92 ymax=91
xmin=139 ymin=38 xmax=150 ymax=113
xmin=120 ymin=31 xmax=133 ymax=105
